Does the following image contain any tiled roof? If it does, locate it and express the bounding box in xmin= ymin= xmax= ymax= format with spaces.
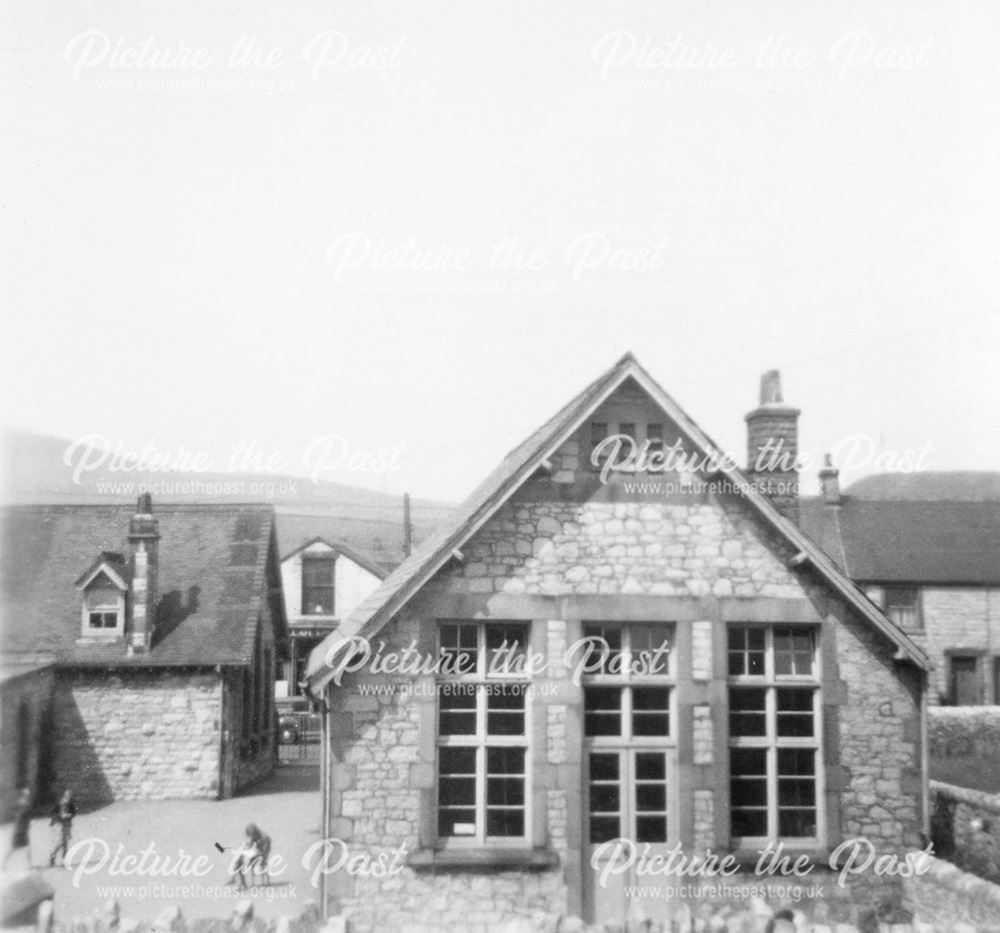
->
xmin=800 ymin=496 xmax=1000 ymax=585
xmin=275 ymin=512 xmax=437 ymax=571
xmin=844 ymin=471 xmax=1000 ymax=502
xmin=279 ymin=534 xmax=389 ymax=581
xmin=306 ymin=354 xmax=930 ymax=690
xmin=0 ymin=503 xmax=285 ymax=667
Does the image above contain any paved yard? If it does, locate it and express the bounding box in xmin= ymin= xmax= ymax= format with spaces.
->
xmin=1 ymin=766 xmax=321 ymax=925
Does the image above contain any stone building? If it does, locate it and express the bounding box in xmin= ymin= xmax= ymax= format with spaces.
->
xmin=304 ymin=354 xmax=931 ymax=932
xmin=0 ymin=496 xmax=288 ymax=807
xmin=0 ymin=661 xmax=55 ymax=821
xmin=277 ymin=531 xmax=387 ymax=697
xmin=801 ymin=471 xmax=1000 ymax=706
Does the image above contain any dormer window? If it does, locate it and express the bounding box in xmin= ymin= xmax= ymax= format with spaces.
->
xmin=85 ymin=582 xmax=124 ymax=633
xmin=76 ymin=556 xmax=128 ymax=639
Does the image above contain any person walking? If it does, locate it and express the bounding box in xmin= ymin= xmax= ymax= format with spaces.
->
xmin=2 ymin=787 xmax=33 ymax=869
xmin=48 ymin=789 xmax=76 ymax=867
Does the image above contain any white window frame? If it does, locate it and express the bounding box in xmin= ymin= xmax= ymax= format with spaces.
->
xmin=883 ymin=587 xmax=921 ymax=631
xmin=80 ymin=575 xmax=126 ymax=639
xmin=727 ymin=624 xmax=824 ymax=848
xmin=582 ymin=622 xmax=678 ymax=846
xmin=435 ymin=621 xmax=532 ymax=848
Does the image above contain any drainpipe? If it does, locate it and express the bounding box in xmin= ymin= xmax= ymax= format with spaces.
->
xmin=921 ymin=672 xmax=930 ymax=842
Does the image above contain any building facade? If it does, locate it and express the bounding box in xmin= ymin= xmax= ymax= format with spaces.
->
xmin=801 ymin=472 xmax=1000 ymax=706
xmin=278 ymin=537 xmax=387 ymax=696
xmin=0 ymin=497 xmax=288 ymax=808
xmin=305 ymin=355 xmax=930 ymax=932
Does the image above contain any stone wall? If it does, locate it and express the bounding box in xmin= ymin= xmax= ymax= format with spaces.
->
xmin=443 ymin=496 xmax=802 ymax=599
xmin=316 ymin=408 xmax=926 ymax=929
xmin=52 ymin=669 xmax=223 ymax=804
xmin=904 ymin=850 xmax=1000 ymax=930
xmin=0 ymin=665 xmax=55 ymax=819
xmin=866 ymin=585 xmax=1000 ymax=705
xmin=322 ymin=610 xmax=570 ymax=933
xmin=930 ymin=780 xmax=1000 ymax=885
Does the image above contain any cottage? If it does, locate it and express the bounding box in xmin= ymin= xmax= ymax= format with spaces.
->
xmin=277 ymin=532 xmax=388 ymax=698
xmin=0 ymin=496 xmax=287 ymax=806
xmin=305 ymin=354 xmax=930 ymax=931
xmin=801 ymin=469 xmax=1000 ymax=705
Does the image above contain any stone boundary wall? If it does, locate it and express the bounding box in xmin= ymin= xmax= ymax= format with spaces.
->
xmin=904 ymin=850 xmax=1000 ymax=931
xmin=930 ymin=780 xmax=1000 ymax=885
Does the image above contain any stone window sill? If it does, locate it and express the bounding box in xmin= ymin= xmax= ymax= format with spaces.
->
xmin=408 ymin=848 xmax=560 ymax=871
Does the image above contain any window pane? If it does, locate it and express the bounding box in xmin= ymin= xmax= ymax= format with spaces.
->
xmin=439 ymin=683 xmax=476 ymax=735
xmin=629 ymin=625 xmax=674 ymax=677
xmin=486 ymin=684 xmax=526 ymax=736
xmin=582 ymin=625 xmax=623 ymax=676
xmin=774 ymin=628 xmax=814 ymax=676
xmin=487 ymin=808 xmax=524 ymax=837
xmin=589 ymin=751 xmax=619 ymax=782
xmin=589 ymin=752 xmax=621 ymax=844
xmin=585 ymin=687 xmax=622 ymax=736
xmin=729 ymin=626 xmax=765 ymax=676
xmin=590 ymin=817 xmax=619 ymax=844
xmin=635 ymin=752 xmax=665 ymax=781
xmin=486 ymin=747 xmax=525 ymax=838
xmin=632 ymin=686 xmax=670 ymax=737
xmin=302 ymin=558 xmax=335 ymax=615
xmin=636 ymin=816 xmax=667 ymax=843
xmin=636 ymin=783 xmax=666 ymax=811
xmin=777 ymin=748 xmax=816 ymax=838
xmin=440 ymin=623 xmax=478 ymax=676
xmin=731 ymin=747 xmax=768 ymax=837
xmin=729 ymin=687 xmax=767 ymax=737
xmin=776 ymin=688 xmax=815 ymax=737
xmin=486 ymin=623 xmax=529 ymax=674
xmin=438 ymin=747 xmax=477 ymax=837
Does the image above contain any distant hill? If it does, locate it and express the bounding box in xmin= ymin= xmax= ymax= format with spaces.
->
xmin=1 ymin=431 xmax=453 ymax=567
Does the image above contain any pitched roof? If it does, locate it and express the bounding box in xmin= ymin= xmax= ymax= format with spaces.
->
xmin=845 ymin=471 xmax=1000 ymax=502
xmin=1 ymin=503 xmax=286 ymax=667
xmin=800 ymin=497 xmax=1000 ymax=585
xmin=275 ymin=511 xmax=430 ymax=572
xmin=306 ymin=354 xmax=930 ymax=691
xmin=280 ymin=535 xmax=389 ymax=581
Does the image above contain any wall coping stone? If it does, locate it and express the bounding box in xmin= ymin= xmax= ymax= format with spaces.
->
xmin=931 ymin=780 xmax=1000 ymax=815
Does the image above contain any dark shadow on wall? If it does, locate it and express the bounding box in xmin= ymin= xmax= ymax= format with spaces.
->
xmin=51 ymin=675 xmax=114 ymax=812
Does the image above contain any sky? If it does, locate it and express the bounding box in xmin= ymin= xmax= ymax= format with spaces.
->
xmin=2 ymin=0 xmax=998 ymax=502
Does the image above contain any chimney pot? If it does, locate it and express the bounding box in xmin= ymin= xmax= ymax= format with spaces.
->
xmin=745 ymin=370 xmax=801 ymax=523
xmin=759 ymin=370 xmax=784 ymax=405
xmin=819 ymin=453 xmax=842 ymax=506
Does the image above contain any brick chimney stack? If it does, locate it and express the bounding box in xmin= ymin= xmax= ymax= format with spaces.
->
xmin=128 ymin=493 xmax=160 ymax=654
xmin=819 ymin=453 xmax=842 ymax=506
xmin=745 ymin=370 xmax=801 ymax=523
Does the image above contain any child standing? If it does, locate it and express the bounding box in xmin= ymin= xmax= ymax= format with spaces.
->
xmin=48 ymin=789 xmax=76 ymax=867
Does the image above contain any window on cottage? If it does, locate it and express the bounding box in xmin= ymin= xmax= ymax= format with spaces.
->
xmin=728 ymin=625 xmax=821 ymax=843
xmin=302 ymin=556 xmax=335 ymax=616
xmin=882 ymin=587 xmax=921 ymax=631
xmin=83 ymin=579 xmax=124 ymax=636
xmin=583 ymin=623 xmax=676 ymax=845
xmin=436 ymin=622 xmax=531 ymax=842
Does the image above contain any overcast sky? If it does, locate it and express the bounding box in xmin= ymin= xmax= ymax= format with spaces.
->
xmin=2 ymin=0 xmax=998 ymax=502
